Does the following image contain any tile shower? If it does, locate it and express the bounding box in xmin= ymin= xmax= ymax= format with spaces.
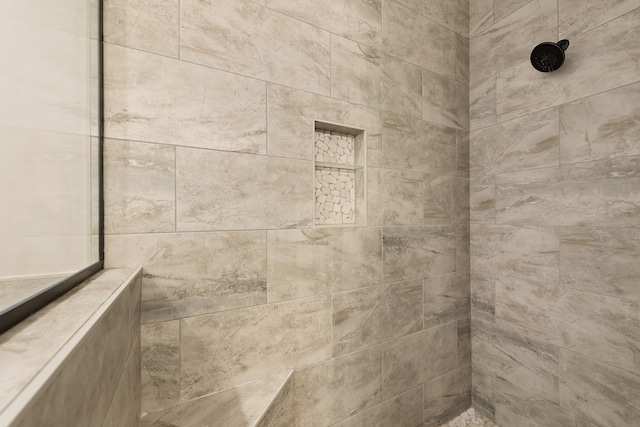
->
xmin=97 ymin=0 xmax=640 ymax=426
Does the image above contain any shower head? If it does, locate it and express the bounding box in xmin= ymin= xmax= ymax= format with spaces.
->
xmin=530 ymin=40 xmax=570 ymax=72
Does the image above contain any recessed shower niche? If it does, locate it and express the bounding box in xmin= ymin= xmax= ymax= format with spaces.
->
xmin=313 ymin=122 xmax=366 ymax=226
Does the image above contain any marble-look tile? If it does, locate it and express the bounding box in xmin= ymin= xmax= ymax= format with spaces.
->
xmin=424 ymin=273 xmax=469 ymax=329
xmin=256 ymin=372 xmax=294 ymax=427
xmin=424 ymin=364 xmax=471 ymax=426
xmin=382 ymin=323 xmax=458 ymax=399
xmin=176 ymin=148 xmax=311 ymax=231
xmin=382 ymin=113 xmax=457 ymax=175
xmin=263 ymin=378 xmax=295 ymax=427
xmin=383 ymin=0 xmax=458 ymax=78
xmin=470 ymin=175 xmax=495 ymax=223
xmin=422 ymin=0 xmax=469 ymax=37
xmin=470 ymin=224 xmax=559 ymax=284
xmin=552 ymin=288 xmax=640 ymax=374
xmin=470 ymin=270 xmax=495 ymax=323
xmin=457 ymin=130 xmax=470 ymax=178
xmin=265 ymin=0 xmax=382 ymax=48
xmin=393 ymin=0 xmax=422 ymax=13
xmin=456 ymin=35 xmax=470 ymax=85
xmin=381 ymin=54 xmax=423 ymax=119
xmin=104 ymin=44 xmax=266 ymax=153
xmin=103 ymin=0 xmax=179 ymax=57
xmin=424 ymin=175 xmax=469 ymax=225
xmin=141 ymin=321 xmax=180 ymax=414
xmin=180 ymin=0 xmax=330 ymax=95
xmin=104 ymin=139 xmax=175 ymax=234
xmin=560 ymin=350 xmax=640 ymax=427
xmin=457 ymin=224 xmax=470 ymax=276
xmin=267 ymin=84 xmax=381 ymax=161
xmin=383 ymin=226 xmax=457 ymax=283
xmin=332 ymin=386 xmax=423 ymax=427
xmin=470 ymin=0 xmax=556 ymax=83
xmin=493 ymin=0 xmax=532 ymax=22
xmin=331 ymin=35 xmax=382 ymax=108
xmin=471 ymin=320 xmax=498 ymax=417
xmin=559 ymin=0 xmax=640 ymax=38
xmin=470 ymin=75 xmax=496 ymax=131
xmin=470 ymin=0 xmax=493 ymax=37
xmin=107 ymin=231 xmax=266 ymax=323
xmin=457 ymin=318 xmax=471 ymax=367
xmin=423 ymin=70 xmax=469 ymax=130
xmin=560 ymin=81 xmax=640 ymax=164
xmin=180 ymin=296 xmax=331 ymax=398
xmin=332 ymin=281 xmax=423 ymax=357
xmin=497 ymin=8 xmax=640 ymax=122
xmin=496 ymin=396 xmax=575 ymax=427
xmin=103 ymin=343 xmax=141 ymax=427
xmin=293 ymin=346 xmax=382 ymax=427
xmin=368 ymin=168 xmax=425 ymax=226
xmin=560 ymin=227 xmax=640 ymax=301
xmin=266 ymin=227 xmax=382 ymax=302
xmin=470 ymin=108 xmax=560 ymax=176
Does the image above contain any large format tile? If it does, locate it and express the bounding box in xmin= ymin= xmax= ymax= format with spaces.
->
xmin=141 ymin=321 xmax=180 ymax=414
xmin=457 ymin=130 xmax=470 ymax=178
xmin=104 ymin=139 xmax=175 ymax=234
xmin=471 ymin=320 xmax=498 ymax=417
xmin=106 ymin=231 xmax=267 ymax=324
xmin=422 ymin=70 xmax=469 ymax=130
xmin=470 ymin=0 xmax=556 ymax=83
xmin=560 ymin=350 xmax=640 ymax=427
xmin=493 ymin=0 xmax=531 ymax=22
xmin=104 ymin=44 xmax=266 ymax=153
xmin=470 ymin=175 xmax=495 ymax=223
xmin=382 ymin=113 xmax=457 ymax=175
xmin=383 ymin=0 xmax=458 ymax=79
xmin=103 ymin=342 xmax=141 ymax=427
xmin=368 ymin=168 xmax=424 ymax=226
xmin=180 ymin=296 xmax=331 ymax=399
xmin=497 ymin=8 xmax=640 ymax=122
xmin=424 ymin=175 xmax=469 ymax=225
xmin=266 ymin=227 xmax=382 ymax=302
xmin=560 ymin=227 xmax=640 ymax=301
xmin=470 ymin=75 xmax=496 ymax=130
xmin=265 ymin=0 xmax=382 ymax=47
xmin=470 ymin=270 xmax=495 ymax=323
xmin=382 ymin=324 xmax=458 ymax=399
xmin=332 ymin=280 xmax=423 ymax=357
xmin=383 ymin=226 xmax=456 ymax=282
xmin=180 ymin=0 xmax=330 ymax=94
xmin=496 ymin=395 xmax=575 ymax=427
xmin=424 ymin=273 xmax=469 ymax=329
xmin=422 ymin=0 xmax=469 ymax=37
xmin=470 ymin=224 xmax=559 ymax=284
xmin=331 ymin=35 xmax=383 ymax=108
xmin=560 ymin=81 xmax=640 ymax=164
xmin=381 ymin=55 xmax=423 ymax=119
xmin=424 ymin=364 xmax=471 ymax=426
xmin=267 ymin=84 xmax=381 ymax=161
xmin=294 ymin=346 xmax=382 ymax=427
xmin=470 ymin=108 xmax=560 ymax=176
xmin=559 ymin=0 xmax=640 ymax=38
xmin=103 ymin=0 xmax=179 ymax=57
xmin=332 ymin=386 xmax=423 ymax=427
xmin=176 ymin=148 xmax=311 ymax=231
xmin=469 ymin=0 xmax=493 ymax=37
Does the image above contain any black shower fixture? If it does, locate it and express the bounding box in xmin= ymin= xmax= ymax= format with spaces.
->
xmin=530 ymin=40 xmax=570 ymax=72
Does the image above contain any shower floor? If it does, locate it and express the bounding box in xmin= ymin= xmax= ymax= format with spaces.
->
xmin=439 ymin=408 xmax=498 ymax=427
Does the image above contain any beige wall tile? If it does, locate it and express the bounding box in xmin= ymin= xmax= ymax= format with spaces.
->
xmin=470 ymin=224 xmax=559 ymax=284
xmin=497 ymin=8 xmax=640 ymax=122
xmin=470 ymin=270 xmax=496 ymax=323
xmin=103 ymin=342 xmax=141 ymax=427
xmin=332 ymin=280 xmax=423 ymax=357
xmin=382 ymin=324 xmax=458 ymax=399
xmin=470 ymin=75 xmax=496 ymax=131
xmin=180 ymin=296 xmax=331 ymax=399
xmin=293 ymin=345 xmax=382 ymax=427
xmin=457 ymin=318 xmax=471 ymax=366
xmin=424 ymin=364 xmax=471 ymax=425
xmin=457 ymin=130 xmax=470 ymax=178
xmin=104 ymin=139 xmax=175 ymax=234
xmin=368 ymin=168 xmax=425 ymax=226
xmin=470 ymin=175 xmax=495 ymax=223
xmin=383 ymin=0 xmax=458 ymax=79
xmin=457 ymin=224 xmax=471 ymax=276
xmin=103 ymin=0 xmax=179 ymax=57
xmin=470 ymin=108 xmax=560 ymax=176
xmin=180 ymin=0 xmax=331 ymax=95
xmin=176 ymin=148 xmax=312 ymax=231
xmin=383 ymin=226 xmax=457 ymax=283
xmin=266 ymin=227 xmax=382 ymax=302
xmin=560 ymin=82 xmax=640 ymax=164
xmin=496 ymin=395 xmax=575 ymax=427
xmin=332 ymin=386 xmax=423 ymax=427
xmin=424 ymin=273 xmax=470 ymax=328
xmin=265 ymin=0 xmax=382 ymax=48
xmin=382 ymin=113 xmax=457 ymax=175
xmin=424 ymin=175 xmax=469 ymax=225
xmin=423 ymin=0 xmax=470 ymax=37
xmin=422 ymin=70 xmax=469 ymax=130
xmin=141 ymin=321 xmax=180 ymax=414
xmin=331 ymin=35 xmax=383 ymax=108
xmin=493 ymin=0 xmax=532 ymax=22
xmin=381 ymin=54 xmax=423 ymax=119
xmin=104 ymin=44 xmax=266 ymax=153
xmin=470 ymin=0 xmax=493 ymax=37
xmin=107 ymin=231 xmax=267 ymax=324
xmin=267 ymin=84 xmax=381 ymax=161
xmin=559 ymin=0 xmax=640 ymax=38
xmin=471 ymin=319 xmax=498 ymax=417
xmin=470 ymin=0 xmax=557 ymax=84
xmin=456 ymin=35 xmax=470 ymax=85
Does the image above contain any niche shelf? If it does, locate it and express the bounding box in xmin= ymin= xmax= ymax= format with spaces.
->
xmin=313 ymin=121 xmax=366 ymax=226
